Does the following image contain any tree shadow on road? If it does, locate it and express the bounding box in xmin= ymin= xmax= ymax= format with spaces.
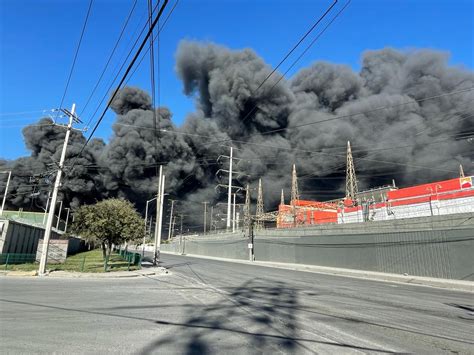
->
xmin=138 ymin=277 xmax=303 ymax=354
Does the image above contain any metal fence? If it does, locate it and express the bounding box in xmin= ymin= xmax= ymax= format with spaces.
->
xmin=0 ymin=253 xmax=36 ymax=270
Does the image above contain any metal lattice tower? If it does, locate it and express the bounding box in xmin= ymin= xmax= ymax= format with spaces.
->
xmin=256 ymin=179 xmax=264 ymax=230
xmin=291 ymin=164 xmax=300 ymax=204
xmin=345 ymin=141 xmax=358 ymax=202
xmin=291 ymin=164 xmax=300 ymax=227
xmin=243 ymin=184 xmax=250 ymax=231
xmin=460 ymin=164 xmax=465 ymax=178
xmin=280 ymin=189 xmax=285 ymax=205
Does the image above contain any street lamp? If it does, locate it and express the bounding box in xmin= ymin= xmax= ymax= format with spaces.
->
xmin=143 ymin=195 xmax=158 ymax=257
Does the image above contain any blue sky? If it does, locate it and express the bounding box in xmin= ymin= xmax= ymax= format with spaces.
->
xmin=1 ymin=0 xmax=473 ymax=160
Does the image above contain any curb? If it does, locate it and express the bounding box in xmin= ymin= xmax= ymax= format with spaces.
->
xmin=0 ymin=267 xmax=170 ymax=279
xmin=161 ymin=251 xmax=474 ymax=293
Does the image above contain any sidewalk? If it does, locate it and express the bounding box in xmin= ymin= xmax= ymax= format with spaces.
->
xmin=0 ymin=264 xmax=169 ymax=279
xmin=162 ymin=251 xmax=474 ymax=293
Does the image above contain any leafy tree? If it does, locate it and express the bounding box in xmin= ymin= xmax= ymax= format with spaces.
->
xmin=71 ymin=198 xmax=144 ymax=263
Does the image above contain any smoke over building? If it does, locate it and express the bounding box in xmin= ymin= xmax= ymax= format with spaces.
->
xmin=2 ymin=41 xmax=473 ymax=229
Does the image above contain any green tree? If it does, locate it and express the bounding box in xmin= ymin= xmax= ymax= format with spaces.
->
xmin=71 ymin=199 xmax=144 ymax=264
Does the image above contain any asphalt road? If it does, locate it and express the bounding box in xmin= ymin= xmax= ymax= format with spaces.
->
xmin=1 ymin=253 xmax=473 ymax=354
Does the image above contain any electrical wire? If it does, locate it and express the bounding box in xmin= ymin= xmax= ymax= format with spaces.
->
xmin=240 ymin=0 xmax=339 ymax=125
xmin=70 ymin=0 xmax=170 ymax=171
xmin=55 ymin=0 xmax=94 ymax=115
xmin=80 ymin=0 xmax=139 ymax=125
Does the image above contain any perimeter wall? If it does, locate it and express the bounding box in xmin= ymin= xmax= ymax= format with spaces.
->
xmin=161 ymin=213 xmax=474 ymax=281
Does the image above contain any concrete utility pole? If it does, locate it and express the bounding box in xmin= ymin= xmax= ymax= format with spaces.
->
xmin=0 ymin=170 xmax=11 ymax=217
xmin=291 ymin=164 xmax=300 ymax=227
xmin=232 ymin=193 xmax=236 ymax=233
xmin=460 ymin=164 xmax=465 ymax=178
xmin=39 ymin=104 xmax=78 ymax=276
xmin=202 ymin=201 xmax=208 ymax=234
xmin=256 ymin=179 xmax=264 ymax=230
xmin=42 ymin=191 xmax=51 ymax=225
xmin=153 ymin=166 xmax=162 ymax=265
xmin=210 ymin=206 xmax=214 ymax=232
xmin=153 ymin=166 xmax=165 ymax=265
xmin=55 ymin=200 xmax=63 ymax=230
xmin=64 ymin=208 xmax=70 ymax=233
xmin=168 ymin=200 xmax=175 ymax=240
xmin=227 ymin=147 xmax=233 ymax=230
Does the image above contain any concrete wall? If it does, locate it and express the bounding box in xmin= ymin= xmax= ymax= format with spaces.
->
xmin=161 ymin=213 xmax=474 ymax=281
xmin=36 ymin=240 xmax=69 ymax=264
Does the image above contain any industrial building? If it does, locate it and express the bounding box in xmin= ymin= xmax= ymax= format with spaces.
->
xmin=276 ymin=142 xmax=473 ymax=228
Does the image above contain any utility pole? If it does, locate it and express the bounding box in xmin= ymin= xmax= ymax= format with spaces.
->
xmin=216 ymin=146 xmax=248 ymax=231
xmin=0 ymin=170 xmax=11 ymax=216
xmin=153 ymin=166 xmax=165 ymax=266
xmin=39 ymin=104 xmax=79 ymax=276
xmin=202 ymin=201 xmax=208 ymax=234
xmin=280 ymin=189 xmax=285 ymax=205
xmin=42 ymin=191 xmax=51 ymax=225
xmin=56 ymin=200 xmax=63 ymax=230
xmin=291 ymin=164 xmax=300 ymax=227
xmin=256 ymin=179 xmax=264 ymax=230
xmin=210 ymin=205 xmax=214 ymax=232
xmin=171 ymin=215 xmax=176 ymax=238
xmin=232 ymin=193 xmax=237 ymax=233
xmin=243 ymin=184 xmax=250 ymax=232
xmin=64 ymin=208 xmax=70 ymax=233
xmin=168 ymin=199 xmax=175 ymax=240
xmin=460 ymin=164 xmax=465 ymax=178
xmin=143 ymin=195 xmax=157 ymax=257
xmin=227 ymin=147 xmax=233 ymax=230
xmin=153 ymin=166 xmax=162 ymax=265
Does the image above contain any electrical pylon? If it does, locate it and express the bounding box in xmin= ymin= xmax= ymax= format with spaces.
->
xmin=291 ymin=164 xmax=299 ymax=203
xmin=291 ymin=164 xmax=299 ymax=227
xmin=460 ymin=164 xmax=465 ymax=178
xmin=256 ymin=179 xmax=264 ymax=230
xmin=280 ymin=189 xmax=285 ymax=205
xmin=243 ymin=184 xmax=250 ymax=231
xmin=345 ymin=141 xmax=358 ymax=202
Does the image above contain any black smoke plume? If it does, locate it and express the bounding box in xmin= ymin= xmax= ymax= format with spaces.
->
xmin=2 ymin=42 xmax=473 ymax=230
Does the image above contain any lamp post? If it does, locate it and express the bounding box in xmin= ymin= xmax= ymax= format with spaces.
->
xmin=143 ymin=195 xmax=158 ymax=257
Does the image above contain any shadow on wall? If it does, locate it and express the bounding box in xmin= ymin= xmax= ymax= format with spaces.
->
xmin=138 ymin=278 xmax=301 ymax=355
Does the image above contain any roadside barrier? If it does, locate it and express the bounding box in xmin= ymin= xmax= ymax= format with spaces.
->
xmin=115 ymin=248 xmax=142 ymax=271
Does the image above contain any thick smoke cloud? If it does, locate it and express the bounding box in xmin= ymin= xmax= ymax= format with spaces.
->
xmin=2 ymin=42 xmax=473 ymax=230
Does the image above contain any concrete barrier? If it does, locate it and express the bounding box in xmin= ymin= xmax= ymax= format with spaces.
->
xmin=161 ymin=213 xmax=474 ymax=281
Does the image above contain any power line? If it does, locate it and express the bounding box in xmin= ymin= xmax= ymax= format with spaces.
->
xmin=70 ymin=0 xmax=170 ymax=170
xmin=202 ymin=86 xmax=474 ymax=149
xmin=80 ymin=0 xmax=139 ymax=125
xmin=240 ymin=0 xmax=339 ymax=125
xmin=241 ymin=0 xmax=351 ymax=126
xmin=56 ymin=0 xmax=94 ymax=114
xmin=0 ymin=109 xmax=54 ymax=117
xmin=124 ymin=0 xmax=181 ymax=84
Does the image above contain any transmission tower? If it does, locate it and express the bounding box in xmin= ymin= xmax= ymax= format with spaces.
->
xmin=460 ymin=164 xmax=465 ymax=178
xmin=345 ymin=141 xmax=358 ymax=202
xmin=291 ymin=164 xmax=300 ymax=227
xmin=243 ymin=184 xmax=250 ymax=232
xmin=256 ymin=179 xmax=264 ymax=230
xmin=291 ymin=164 xmax=299 ymax=203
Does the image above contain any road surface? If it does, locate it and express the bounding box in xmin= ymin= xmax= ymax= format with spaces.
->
xmin=1 ymin=253 xmax=473 ymax=354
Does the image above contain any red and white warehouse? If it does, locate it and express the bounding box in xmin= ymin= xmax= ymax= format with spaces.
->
xmin=277 ymin=176 xmax=474 ymax=227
